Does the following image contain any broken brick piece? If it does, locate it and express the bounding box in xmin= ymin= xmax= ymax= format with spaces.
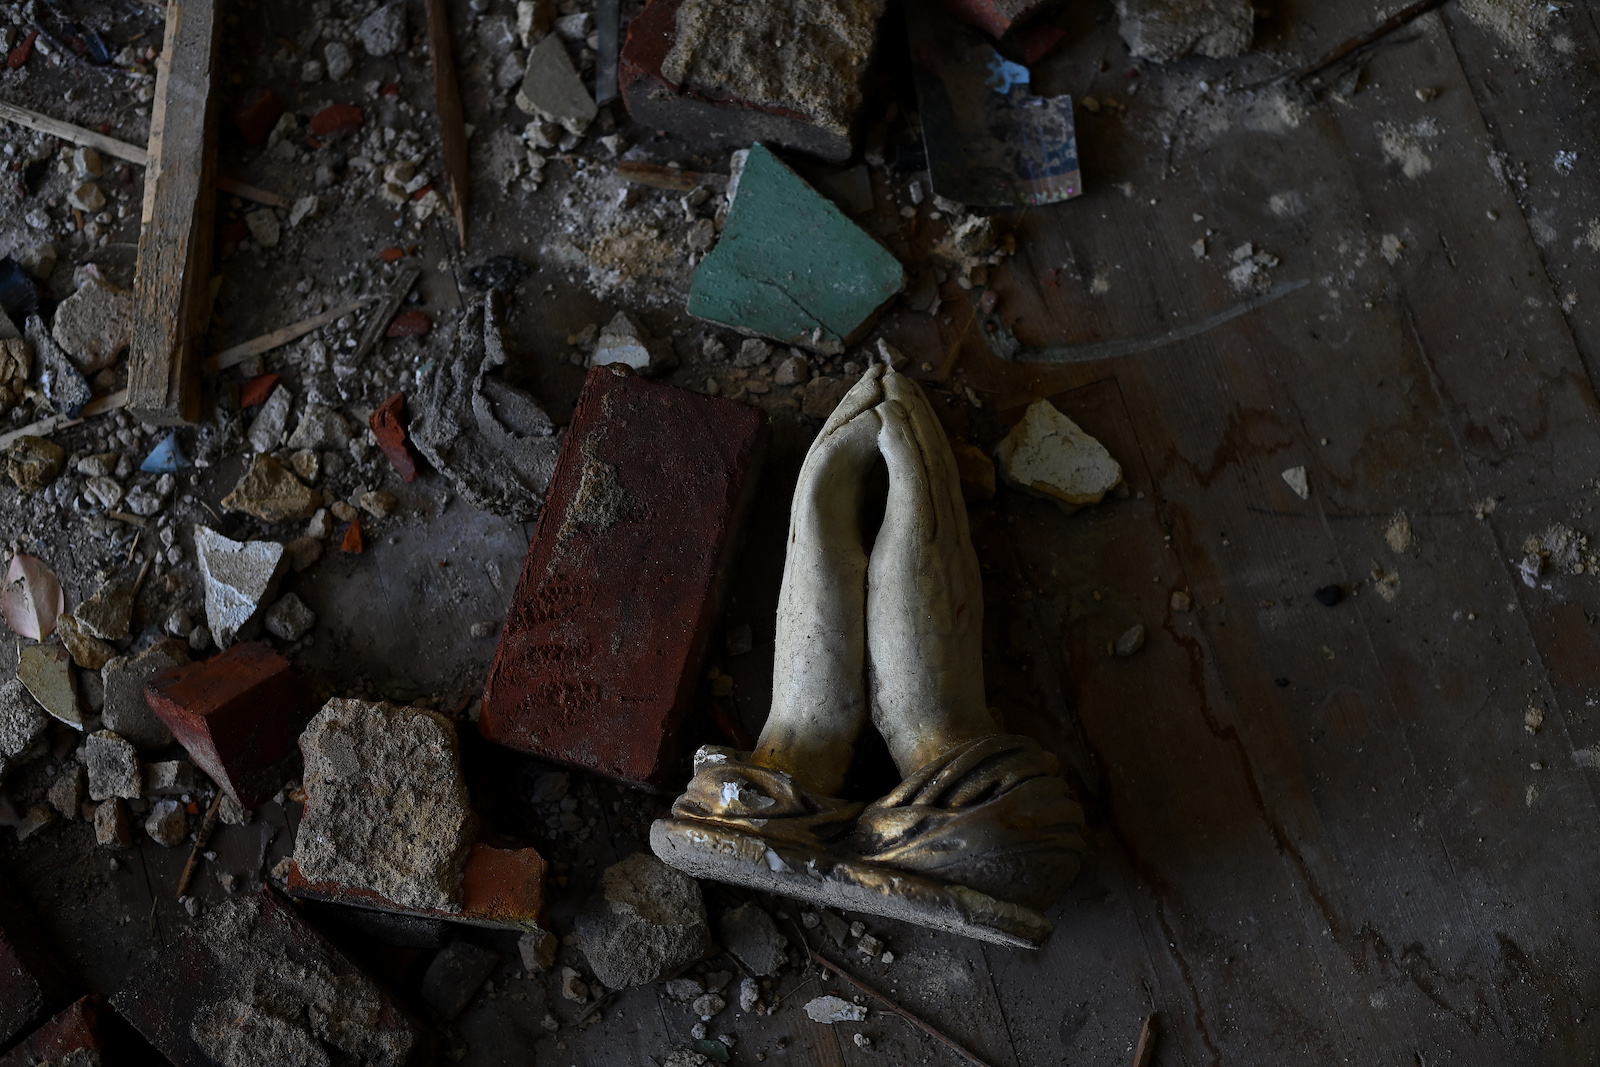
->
xmin=479 ymin=367 xmax=768 ymax=789
xmin=620 ymin=0 xmax=883 ymax=164
xmin=7 ymin=31 xmax=37 ymax=69
xmin=144 ymin=642 xmax=316 ymax=807
xmin=380 ymin=246 xmax=406 ymax=263
xmin=0 ymin=879 xmax=75 ymax=1047
xmin=112 ymin=889 xmax=433 ymax=1067
xmin=371 ymin=392 xmax=418 ymax=482
xmin=342 ymin=517 xmax=365 ymax=553
xmin=232 ymin=87 xmax=283 ymax=147
xmin=239 ymin=371 xmax=281 ymax=409
xmin=386 ymin=309 xmax=432 ymax=337
xmin=0 ymin=995 xmax=152 ymax=1067
xmin=309 ymin=102 xmax=363 ymax=138
xmin=286 ymin=843 xmax=547 ymax=932
xmin=943 ymin=0 xmax=1052 ymax=38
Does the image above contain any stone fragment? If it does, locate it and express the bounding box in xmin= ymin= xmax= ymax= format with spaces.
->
xmin=692 ymin=993 xmax=726 ymax=1019
xmin=1115 ymin=624 xmax=1147 ymax=658
xmin=20 ymin=242 xmax=57 ymax=280
xmin=356 ymin=2 xmax=406 ymax=56
xmin=143 ymin=759 xmax=203 ymax=795
xmin=621 ymin=0 xmax=885 ymax=163
xmin=144 ymin=798 xmax=188 ymax=847
xmin=222 ymin=454 xmax=322 ymax=523
xmin=93 ymin=798 xmax=132 ymax=848
xmin=420 ymin=939 xmax=499 ymax=1021
xmin=949 ymin=440 xmax=997 ymax=502
xmin=145 ymin=641 xmax=316 ymax=807
xmin=194 ymin=528 xmax=288 ymax=647
xmin=516 ymin=33 xmax=597 ymax=136
xmin=50 ymin=276 xmax=133 ymax=375
xmin=480 ymin=368 xmax=767 ymax=787
xmin=246 ymin=384 xmax=292 ymax=453
xmin=296 ymin=699 xmax=478 ymax=913
xmin=285 ymin=537 xmax=324 ymax=573
xmin=0 ymin=336 xmax=31 ymax=415
xmin=370 ymin=392 xmax=418 ymax=481
xmin=263 ymin=593 xmax=316 ymax=642
xmin=773 ymin=353 xmax=810 ymax=386
xmin=73 ymin=577 xmax=136 ymax=641
xmin=687 ymin=146 xmax=904 ymax=355
xmin=83 ymin=476 xmax=124 ymax=510
xmin=324 ymin=39 xmax=353 ymax=79
xmin=518 ymin=928 xmax=558 ymax=973
xmin=1282 ymin=465 xmax=1310 ymax=500
xmin=66 ymin=181 xmax=105 ymax=213
xmin=112 ymin=892 xmax=428 ymax=1067
xmin=358 ymin=490 xmax=397 ymax=519
xmin=0 ymin=678 xmax=50 ymax=781
xmin=0 ymin=881 xmax=74 ymax=1045
xmin=288 ymin=449 xmax=319 ymax=482
xmin=219 ymin=794 xmax=251 ymax=825
xmin=719 ymin=903 xmax=787 ymax=976
xmin=738 ymin=975 xmax=760 ymax=1012
xmin=3 ymin=436 xmax=63 ymax=493
xmin=287 ymin=403 xmax=352 ymax=451
xmin=804 ymin=995 xmax=867 ymax=1024
xmin=665 ymin=977 xmax=704 ymax=1002
xmin=289 ymin=194 xmax=320 ymax=228
xmin=994 ymin=399 xmax=1122 ymax=508
xmin=17 ymin=643 xmax=81 ymax=729
xmin=84 ymin=730 xmax=141 ymax=801
xmin=244 ymin=207 xmax=280 ymax=248
xmin=1171 ymin=590 xmax=1193 ymax=612
xmin=25 ymin=315 xmax=91 ymax=418
xmin=47 ymin=763 xmax=85 ymax=817
xmin=575 ymin=853 xmax=713 ymax=988
xmin=1114 ymin=0 xmax=1253 ymax=61
xmin=101 ymin=639 xmax=189 ymax=749
xmin=592 ymin=311 xmax=663 ymax=373
xmin=52 ymin=614 xmax=112 ymax=673
xmin=411 ymin=293 xmax=562 ymax=522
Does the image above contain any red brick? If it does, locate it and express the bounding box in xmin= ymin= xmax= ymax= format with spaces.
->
xmin=479 ymin=367 xmax=768 ymax=789
xmin=232 ymin=87 xmax=283 ymax=147
xmin=145 ymin=643 xmax=316 ymax=808
xmin=286 ymin=843 xmax=547 ymax=931
xmin=386 ymin=309 xmax=432 ymax=337
xmin=371 ymin=392 xmax=418 ymax=482
xmin=943 ymin=0 xmax=1054 ymax=38
xmin=309 ymin=102 xmax=363 ymax=138
xmin=239 ymin=372 xmax=281 ymax=409
xmin=112 ymin=889 xmax=432 ymax=1067
xmin=0 ymin=996 xmax=152 ymax=1067
xmin=7 ymin=32 xmax=37 ymax=69
xmin=380 ymin=246 xmax=406 ymax=263
xmin=0 ymin=880 xmax=74 ymax=1047
xmin=342 ymin=517 xmax=365 ymax=553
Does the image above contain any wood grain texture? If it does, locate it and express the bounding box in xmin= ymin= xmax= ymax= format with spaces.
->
xmin=126 ymin=0 xmax=220 ymax=426
xmin=426 ymin=0 xmax=470 ymax=248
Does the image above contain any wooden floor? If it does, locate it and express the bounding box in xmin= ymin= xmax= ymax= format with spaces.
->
xmin=6 ymin=0 xmax=1600 ymax=1064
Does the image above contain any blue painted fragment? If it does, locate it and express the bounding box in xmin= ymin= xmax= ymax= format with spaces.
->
xmin=140 ymin=432 xmax=190 ymax=474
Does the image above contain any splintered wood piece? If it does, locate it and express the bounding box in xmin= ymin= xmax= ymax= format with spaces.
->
xmin=1132 ymin=1014 xmax=1157 ymax=1067
xmin=425 ymin=0 xmax=470 ymax=248
xmin=211 ymin=299 xmax=375 ymax=371
xmin=350 ymin=267 xmax=421 ymax=367
xmin=806 ymin=949 xmax=995 ymax=1067
xmin=126 ymin=0 xmax=221 ymax=426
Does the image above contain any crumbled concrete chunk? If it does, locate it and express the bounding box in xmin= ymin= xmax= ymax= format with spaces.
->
xmin=516 ymin=33 xmax=597 ymax=136
xmin=738 ymin=975 xmax=760 ymax=1012
xmin=67 ymin=180 xmax=105 ymax=212
xmin=85 ymin=730 xmax=142 ymax=801
xmin=324 ymin=40 xmax=353 ymax=79
xmin=358 ymin=490 xmax=397 ymax=520
xmin=48 ymin=762 xmax=85 ymax=818
xmin=0 ymin=677 xmax=50 ymax=781
xmin=1282 ymin=465 xmax=1309 ymax=500
xmin=518 ymin=928 xmax=557 ymax=973
xmin=26 ymin=314 xmax=92 ymax=417
xmin=247 ymin=385 xmax=293 ymax=453
xmin=288 ymin=404 xmax=352 ymax=452
xmin=0 ymin=337 xmax=29 ymax=417
xmin=592 ymin=311 xmax=663 ymax=373
xmin=94 ymin=798 xmax=133 ymax=848
xmin=357 ymin=2 xmax=406 ymax=56
xmin=664 ymin=976 xmax=704 ymax=1002
xmin=75 ymin=576 xmax=136 ymax=641
xmin=51 ymin=275 xmax=134 ymax=374
xmin=575 ymin=852 xmax=712 ymax=988
xmin=692 ymin=993 xmax=726 ymax=1020
xmin=102 ymin=639 xmax=188 ymax=749
xmin=143 ymin=759 xmax=204 ymax=795
xmin=222 ymin=454 xmax=323 ymax=523
xmin=145 ymin=798 xmax=189 ymax=847
xmin=4 ymin=434 xmax=65 ymax=493
xmin=263 ymin=593 xmax=317 ymax=642
xmin=421 ymin=939 xmax=500 ymax=1021
xmin=195 ymin=528 xmax=288 ymax=647
xmin=1115 ymin=624 xmax=1147 ymax=658
xmin=1115 ymin=0 xmax=1253 ymax=61
xmin=804 ymin=995 xmax=867 ymax=1023
xmin=295 ymin=699 xmax=478 ymax=913
xmin=720 ymin=903 xmax=787 ymax=976
xmin=995 ymin=399 xmax=1122 ymax=508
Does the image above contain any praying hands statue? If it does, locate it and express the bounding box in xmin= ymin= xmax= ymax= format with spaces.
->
xmin=653 ymin=365 xmax=1085 ymax=947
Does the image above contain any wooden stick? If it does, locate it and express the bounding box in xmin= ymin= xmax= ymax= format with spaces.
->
xmin=211 ymin=299 xmax=375 ymax=371
xmin=1132 ymin=1013 xmax=1157 ymax=1067
xmin=0 ymin=389 xmax=127 ymax=451
xmin=126 ymin=0 xmax=221 ymax=426
xmin=175 ymin=789 xmax=225 ymax=899
xmin=616 ymin=160 xmax=723 ymax=193
xmin=1288 ymin=0 xmax=1449 ymax=83
xmin=0 ymin=99 xmax=287 ymax=208
xmin=425 ymin=0 xmax=470 ymax=248
xmin=349 ymin=266 xmax=421 ymax=368
xmin=806 ymin=948 xmax=995 ymax=1067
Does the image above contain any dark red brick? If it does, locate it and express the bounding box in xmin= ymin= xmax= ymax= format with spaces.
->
xmin=0 ymin=995 xmax=155 ymax=1067
xmin=371 ymin=392 xmax=418 ymax=482
xmin=309 ymin=102 xmax=363 ymax=138
xmin=479 ymin=367 xmax=768 ymax=789
xmin=286 ymin=843 xmax=547 ymax=931
xmin=0 ymin=879 xmax=74 ymax=1048
xmin=380 ymin=246 xmax=406 ymax=263
xmin=239 ymin=372 xmax=281 ymax=409
xmin=232 ymin=87 xmax=283 ymax=147
xmin=7 ymin=32 xmax=37 ymax=69
xmin=386 ymin=309 xmax=432 ymax=337
xmin=145 ymin=643 xmax=316 ymax=808
xmin=342 ymin=517 xmax=365 ymax=553
xmin=112 ymin=889 xmax=432 ymax=1067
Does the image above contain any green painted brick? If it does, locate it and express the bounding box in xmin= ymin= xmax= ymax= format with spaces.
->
xmin=688 ymin=144 xmax=905 ymax=355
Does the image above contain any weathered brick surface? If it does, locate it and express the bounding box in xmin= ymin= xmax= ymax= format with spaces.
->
xmin=286 ymin=843 xmax=547 ymax=931
xmin=479 ymin=367 xmax=767 ymax=788
xmin=0 ymin=879 xmax=74 ymax=1048
xmin=943 ymin=0 xmax=1053 ymax=38
xmin=145 ymin=642 xmax=315 ymax=807
xmin=0 ymin=995 xmax=154 ymax=1067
